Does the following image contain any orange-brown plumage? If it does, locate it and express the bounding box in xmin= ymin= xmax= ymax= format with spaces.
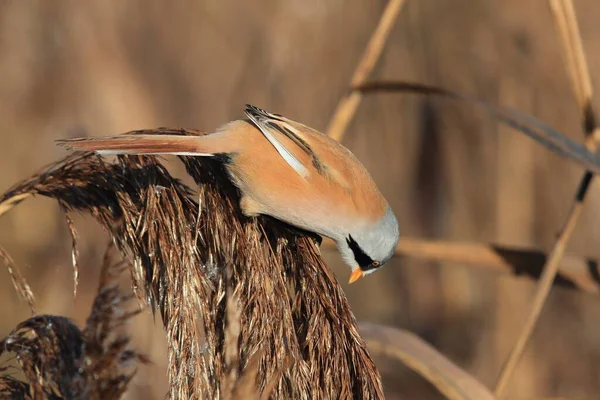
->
xmin=57 ymin=105 xmax=399 ymax=282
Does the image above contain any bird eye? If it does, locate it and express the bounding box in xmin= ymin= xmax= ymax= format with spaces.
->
xmin=370 ymin=261 xmax=381 ymax=268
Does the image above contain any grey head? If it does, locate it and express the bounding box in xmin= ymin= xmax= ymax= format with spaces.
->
xmin=338 ymin=207 xmax=399 ymax=282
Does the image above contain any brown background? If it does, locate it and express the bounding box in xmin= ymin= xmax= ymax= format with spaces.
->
xmin=1 ymin=1 xmax=600 ymax=398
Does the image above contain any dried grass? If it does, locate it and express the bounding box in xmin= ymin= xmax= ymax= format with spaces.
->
xmin=326 ymin=2 xmax=600 ymax=398
xmin=359 ymin=322 xmax=495 ymax=400
xmin=492 ymin=1 xmax=599 ymax=395
xmin=0 ymin=245 xmax=147 ymax=400
xmin=0 ymin=246 xmax=36 ymax=315
xmin=0 ymin=127 xmax=383 ymax=398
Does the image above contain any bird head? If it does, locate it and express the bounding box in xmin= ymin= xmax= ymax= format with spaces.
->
xmin=338 ymin=207 xmax=399 ymax=284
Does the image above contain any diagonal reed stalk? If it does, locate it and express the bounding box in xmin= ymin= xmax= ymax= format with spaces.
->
xmin=493 ymin=0 xmax=598 ymax=396
xmin=360 ymin=322 xmax=496 ymax=400
xmin=326 ymin=0 xmax=407 ymax=141
xmin=332 ymin=1 xmax=599 ymax=395
xmin=355 ymin=81 xmax=600 ymax=173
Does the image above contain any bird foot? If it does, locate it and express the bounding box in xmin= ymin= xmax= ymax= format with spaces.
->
xmin=286 ymin=225 xmax=322 ymax=247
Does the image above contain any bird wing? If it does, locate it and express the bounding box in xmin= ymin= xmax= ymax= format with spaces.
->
xmin=245 ymin=104 xmax=326 ymax=178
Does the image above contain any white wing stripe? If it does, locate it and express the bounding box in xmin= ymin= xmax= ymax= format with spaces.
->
xmin=245 ymin=110 xmax=309 ymax=178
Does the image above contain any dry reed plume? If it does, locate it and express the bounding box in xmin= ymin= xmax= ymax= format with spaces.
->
xmin=0 ymin=246 xmax=147 ymax=399
xmin=0 ymin=145 xmax=501 ymax=400
xmin=0 ymin=127 xmax=383 ymax=399
xmin=0 ymin=132 xmax=512 ymax=400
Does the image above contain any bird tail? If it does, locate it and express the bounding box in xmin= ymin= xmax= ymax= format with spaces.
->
xmin=56 ymin=133 xmax=231 ymax=157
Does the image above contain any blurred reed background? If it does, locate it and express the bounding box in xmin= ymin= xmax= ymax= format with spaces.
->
xmin=1 ymin=0 xmax=600 ymax=398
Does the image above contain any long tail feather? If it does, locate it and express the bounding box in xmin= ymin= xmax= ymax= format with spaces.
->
xmin=56 ymin=134 xmax=216 ymax=156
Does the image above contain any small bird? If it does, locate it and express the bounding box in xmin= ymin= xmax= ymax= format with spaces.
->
xmin=57 ymin=105 xmax=399 ymax=283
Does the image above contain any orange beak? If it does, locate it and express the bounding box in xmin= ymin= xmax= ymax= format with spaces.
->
xmin=348 ymin=269 xmax=364 ymax=284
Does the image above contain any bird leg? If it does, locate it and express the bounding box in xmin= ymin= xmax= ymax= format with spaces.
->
xmin=285 ymin=225 xmax=323 ymax=247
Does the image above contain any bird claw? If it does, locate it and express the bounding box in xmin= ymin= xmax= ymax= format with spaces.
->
xmin=286 ymin=225 xmax=322 ymax=246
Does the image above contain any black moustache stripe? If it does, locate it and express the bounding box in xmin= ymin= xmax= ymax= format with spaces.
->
xmin=346 ymin=235 xmax=376 ymax=270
